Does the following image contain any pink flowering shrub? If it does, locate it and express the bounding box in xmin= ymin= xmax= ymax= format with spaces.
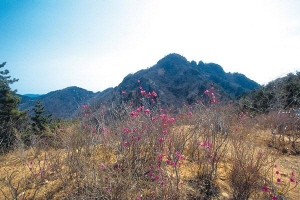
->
xmin=2 ymin=80 xmax=300 ymax=199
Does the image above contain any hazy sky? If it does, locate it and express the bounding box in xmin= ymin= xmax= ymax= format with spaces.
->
xmin=1 ymin=0 xmax=300 ymax=95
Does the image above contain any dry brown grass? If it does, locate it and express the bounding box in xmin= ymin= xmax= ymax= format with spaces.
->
xmin=1 ymin=107 xmax=299 ymax=199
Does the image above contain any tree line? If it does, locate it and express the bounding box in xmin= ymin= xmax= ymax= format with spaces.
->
xmin=0 ymin=62 xmax=53 ymax=152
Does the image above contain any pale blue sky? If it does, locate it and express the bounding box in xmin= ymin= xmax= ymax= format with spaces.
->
xmin=1 ymin=0 xmax=300 ymax=94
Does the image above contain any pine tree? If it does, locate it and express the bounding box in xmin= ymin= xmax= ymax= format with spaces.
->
xmin=0 ymin=62 xmax=24 ymax=150
xmin=31 ymin=100 xmax=52 ymax=134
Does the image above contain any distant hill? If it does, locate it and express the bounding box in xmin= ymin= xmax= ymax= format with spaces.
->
xmin=19 ymin=86 xmax=112 ymax=119
xmin=18 ymin=53 xmax=261 ymax=118
xmin=23 ymin=94 xmax=41 ymax=98
xmin=238 ymin=72 xmax=300 ymax=112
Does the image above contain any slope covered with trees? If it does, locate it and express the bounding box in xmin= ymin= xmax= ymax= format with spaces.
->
xmin=0 ymin=62 xmax=26 ymax=151
xmin=239 ymin=72 xmax=300 ymax=113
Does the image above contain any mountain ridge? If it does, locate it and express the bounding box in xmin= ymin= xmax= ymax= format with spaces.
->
xmin=19 ymin=53 xmax=260 ymax=118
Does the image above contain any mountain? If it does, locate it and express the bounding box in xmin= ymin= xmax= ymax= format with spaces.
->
xmin=18 ymin=53 xmax=260 ymax=118
xmin=19 ymin=86 xmax=112 ymax=119
xmin=97 ymin=53 xmax=260 ymax=107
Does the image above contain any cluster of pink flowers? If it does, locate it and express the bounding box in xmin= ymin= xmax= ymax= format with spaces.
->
xmin=274 ymin=164 xmax=281 ymax=183
xmin=204 ymin=86 xmax=217 ymax=104
xmin=140 ymin=89 xmax=157 ymax=98
xmin=130 ymin=106 xmax=153 ymax=117
xmin=158 ymin=137 xmax=164 ymax=143
xmin=290 ymin=171 xmax=297 ymax=183
xmin=137 ymin=79 xmax=158 ymax=103
xmin=159 ymin=113 xmax=175 ymax=124
xmin=82 ymin=105 xmax=88 ymax=109
xmin=144 ymin=109 xmax=150 ymax=114
xmin=100 ymin=163 xmax=105 ymax=169
xmin=102 ymin=127 xmax=109 ymax=134
xmin=199 ymin=141 xmax=213 ymax=149
xmin=122 ymin=127 xmax=131 ymax=134
xmin=165 ymin=159 xmax=182 ymax=167
xmin=274 ymin=164 xmax=298 ymax=184
xmin=175 ymin=151 xmax=184 ymax=160
xmin=158 ymin=153 xmax=165 ymax=161
xmin=262 ymin=164 xmax=299 ymax=199
xmin=123 ymin=141 xmax=130 ymax=147
xmin=262 ymin=186 xmax=278 ymax=200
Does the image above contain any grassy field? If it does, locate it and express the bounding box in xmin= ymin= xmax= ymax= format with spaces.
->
xmin=1 ymin=102 xmax=299 ymax=200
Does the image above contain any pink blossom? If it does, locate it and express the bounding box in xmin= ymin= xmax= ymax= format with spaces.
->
xmin=151 ymin=91 xmax=157 ymax=97
xmin=106 ymin=187 xmax=111 ymax=192
xmin=122 ymin=91 xmax=126 ymax=94
xmin=162 ymin=130 xmax=167 ymax=135
xmin=157 ymin=162 xmax=161 ymax=168
xmin=274 ymin=164 xmax=277 ymax=168
xmin=291 ymin=171 xmax=295 ymax=177
xmin=82 ymin=105 xmax=88 ymax=109
xmin=290 ymin=177 xmax=295 ymax=182
xmin=122 ymin=127 xmax=131 ymax=134
xmin=100 ymin=163 xmax=105 ymax=169
xmin=123 ymin=141 xmax=130 ymax=147
xmin=160 ymin=114 xmax=167 ymax=119
xmin=272 ymin=196 xmax=277 ymax=200
xmin=262 ymin=186 xmax=269 ymax=192
xmin=130 ymin=111 xmax=137 ymax=116
xmin=201 ymin=141 xmax=212 ymax=149
xmin=102 ymin=127 xmax=108 ymax=132
xmin=151 ymin=117 xmax=156 ymax=121
xmin=166 ymin=159 xmax=172 ymax=165
xmin=276 ymin=170 xmax=279 ymax=175
xmin=144 ymin=109 xmax=150 ymax=114
xmin=158 ymin=153 xmax=165 ymax=160
xmin=137 ymin=79 xmax=140 ymax=83
xmin=277 ymin=178 xmax=281 ymax=183
xmin=158 ymin=137 xmax=164 ymax=143
xmin=151 ymin=99 xmax=155 ymax=103
xmin=167 ymin=118 xmax=175 ymax=123
xmin=175 ymin=151 xmax=184 ymax=160
xmin=204 ymin=90 xmax=210 ymax=95
xmin=140 ymin=90 xmax=146 ymax=95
